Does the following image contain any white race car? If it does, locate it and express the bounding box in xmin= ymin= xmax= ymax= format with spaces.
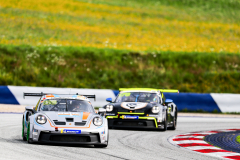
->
xmin=22 ymin=93 xmax=108 ymax=148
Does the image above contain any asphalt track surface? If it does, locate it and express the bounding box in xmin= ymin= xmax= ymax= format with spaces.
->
xmin=1 ymin=114 xmax=240 ymax=160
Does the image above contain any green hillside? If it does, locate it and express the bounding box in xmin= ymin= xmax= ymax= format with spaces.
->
xmin=0 ymin=0 xmax=239 ymax=93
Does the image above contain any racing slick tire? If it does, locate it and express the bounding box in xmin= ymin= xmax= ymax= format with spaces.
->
xmin=94 ymin=143 xmax=108 ymax=148
xmin=22 ymin=118 xmax=27 ymax=141
xmin=168 ymin=111 xmax=177 ymax=130
xmin=26 ymin=122 xmax=34 ymax=144
xmin=160 ymin=112 xmax=167 ymax=131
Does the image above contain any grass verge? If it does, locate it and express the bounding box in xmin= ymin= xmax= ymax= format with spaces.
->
xmin=1 ymin=45 xmax=240 ymax=93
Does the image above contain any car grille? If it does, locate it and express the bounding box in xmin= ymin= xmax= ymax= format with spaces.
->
xmin=66 ymin=118 xmax=74 ymax=122
xmin=50 ymin=135 xmax=90 ymax=142
xmin=75 ymin=122 xmax=86 ymax=126
xmin=113 ymin=121 xmax=147 ymax=126
xmin=39 ymin=132 xmax=100 ymax=143
xmin=110 ymin=119 xmax=156 ymax=127
xmin=54 ymin=122 xmax=66 ymax=125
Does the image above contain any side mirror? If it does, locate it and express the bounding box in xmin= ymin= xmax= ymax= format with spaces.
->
xmin=165 ymin=99 xmax=173 ymax=103
xmin=106 ymin=97 xmax=112 ymax=102
xmin=98 ymin=108 xmax=106 ymax=113
xmin=98 ymin=108 xmax=106 ymax=116
xmin=25 ymin=106 xmax=34 ymax=112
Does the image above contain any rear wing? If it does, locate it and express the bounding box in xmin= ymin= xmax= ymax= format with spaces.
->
xmin=23 ymin=92 xmax=45 ymax=98
xmin=23 ymin=93 xmax=96 ymax=101
xmin=159 ymin=89 xmax=179 ymax=93
xmin=119 ymin=88 xmax=179 ymax=93
xmin=80 ymin=95 xmax=96 ymax=101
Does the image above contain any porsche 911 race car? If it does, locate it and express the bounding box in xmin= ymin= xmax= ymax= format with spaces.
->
xmin=103 ymin=88 xmax=179 ymax=131
xmin=22 ymin=93 xmax=108 ymax=147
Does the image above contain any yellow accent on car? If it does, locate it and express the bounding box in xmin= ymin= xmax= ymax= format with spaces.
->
xmin=168 ymin=107 xmax=171 ymax=113
xmin=106 ymin=115 xmax=118 ymax=119
xmin=139 ymin=117 xmax=158 ymax=128
xmin=159 ymin=89 xmax=179 ymax=93
xmin=117 ymin=116 xmax=158 ymax=128
xmin=119 ymin=88 xmax=179 ymax=93
xmin=119 ymin=88 xmax=158 ymax=91
xmin=35 ymin=98 xmax=41 ymax=111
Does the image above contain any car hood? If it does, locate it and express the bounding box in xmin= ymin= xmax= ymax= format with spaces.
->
xmin=40 ymin=111 xmax=94 ymax=122
xmin=110 ymin=102 xmax=158 ymax=112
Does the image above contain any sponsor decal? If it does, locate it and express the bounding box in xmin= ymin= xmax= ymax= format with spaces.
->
xmin=62 ymin=129 xmax=81 ymax=134
xmin=58 ymin=113 xmax=70 ymax=116
xmin=106 ymin=113 xmax=115 ymax=116
xmin=122 ymin=115 xmax=139 ymax=119
xmin=126 ymin=103 xmax=137 ymax=107
xmin=58 ymin=113 xmax=80 ymax=117
xmin=121 ymin=102 xmax=148 ymax=110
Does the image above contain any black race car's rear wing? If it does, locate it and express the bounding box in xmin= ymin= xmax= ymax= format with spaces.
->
xmin=159 ymin=89 xmax=179 ymax=93
xmin=23 ymin=92 xmax=96 ymax=101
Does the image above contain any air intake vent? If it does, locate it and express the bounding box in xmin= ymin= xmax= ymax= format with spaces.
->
xmin=50 ymin=135 xmax=90 ymax=142
xmin=54 ymin=122 xmax=66 ymax=125
xmin=66 ymin=118 xmax=74 ymax=122
xmin=75 ymin=122 xmax=86 ymax=126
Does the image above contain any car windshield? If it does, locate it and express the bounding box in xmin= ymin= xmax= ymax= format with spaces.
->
xmin=115 ymin=92 xmax=158 ymax=103
xmin=39 ymin=99 xmax=94 ymax=112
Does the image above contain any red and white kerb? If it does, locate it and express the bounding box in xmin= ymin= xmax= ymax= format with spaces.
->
xmin=168 ymin=129 xmax=240 ymax=160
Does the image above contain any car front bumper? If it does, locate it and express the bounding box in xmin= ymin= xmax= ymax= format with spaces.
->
xmin=106 ymin=115 xmax=162 ymax=129
xmin=31 ymin=126 xmax=107 ymax=145
xmin=37 ymin=132 xmax=102 ymax=144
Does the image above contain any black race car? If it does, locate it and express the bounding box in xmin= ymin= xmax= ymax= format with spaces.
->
xmin=103 ymin=88 xmax=179 ymax=131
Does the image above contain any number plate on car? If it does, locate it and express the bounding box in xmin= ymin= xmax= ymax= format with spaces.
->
xmin=122 ymin=115 xmax=139 ymax=119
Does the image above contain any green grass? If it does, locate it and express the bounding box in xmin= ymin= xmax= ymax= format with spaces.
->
xmin=1 ymin=45 xmax=240 ymax=93
xmin=79 ymin=0 xmax=240 ymax=24
xmin=0 ymin=0 xmax=239 ymax=52
xmin=236 ymin=135 xmax=240 ymax=144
